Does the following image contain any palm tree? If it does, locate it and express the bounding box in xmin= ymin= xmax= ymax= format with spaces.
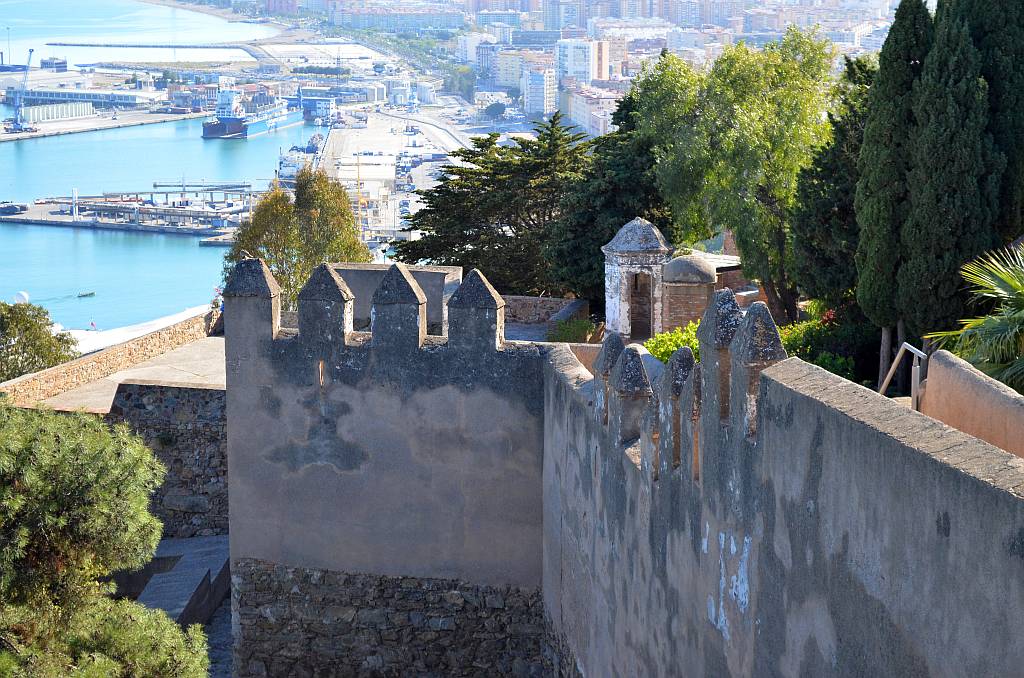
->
xmin=928 ymin=243 xmax=1024 ymax=393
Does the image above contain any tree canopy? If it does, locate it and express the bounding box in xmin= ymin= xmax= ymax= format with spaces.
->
xmin=393 ymin=112 xmax=590 ymax=295
xmin=954 ymin=0 xmax=1024 ymax=244
xmin=854 ymin=0 xmax=933 ymax=332
xmin=899 ymin=3 xmax=1003 ymax=336
xmin=0 ymin=403 xmax=208 ymax=676
xmin=791 ymin=55 xmax=877 ymax=305
xmin=0 ymin=302 xmax=78 ymax=383
xmin=225 ymin=166 xmax=371 ymax=310
xmin=638 ymin=28 xmax=835 ymax=322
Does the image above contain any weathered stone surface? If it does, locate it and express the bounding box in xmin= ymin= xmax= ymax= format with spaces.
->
xmin=696 ymin=287 xmax=742 ymax=349
xmin=663 ymin=254 xmax=717 ymax=284
xmin=372 ymin=262 xmax=427 ymax=306
xmin=233 ymin=558 xmax=553 ymax=677
xmin=107 ymin=382 xmax=227 ymax=538
xmin=0 ymin=310 xmax=220 ymax=407
xmin=609 ymin=345 xmax=654 ymax=397
xmin=448 ymin=269 xmax=504 ymax=309
xmin=223 ymin=258 xmax=280 ymax=298
xmin=601 ymin=217 xmax=672 ymax=254
xmin=298 ymin=263 xmax=354 ymax=302
xmin=730 ymin=301 xmax=786 ymax=364
xmin=593 ymin=332 xmax=625 ymax=378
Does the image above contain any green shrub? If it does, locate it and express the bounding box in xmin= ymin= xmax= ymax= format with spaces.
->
xmin=645 ymin=306 xmax=874 ymax=384
xmin=778 ymin=305 xmax=877 ymax=383
xmin=547 ymin=318 xmax=596 ymax=343
xmin=0 ymin=401 xmax=208 ymax=677
xmin=0 ymin=302 xmax=79 ymax=382
xmin=644 ymin=321 xmax=700 ymax=363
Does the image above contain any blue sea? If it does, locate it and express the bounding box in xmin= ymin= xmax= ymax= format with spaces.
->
xmin=0 ymin=0 xmax=278 ymax=65
xmin=0 ymin=0 xmax=311 ymax=330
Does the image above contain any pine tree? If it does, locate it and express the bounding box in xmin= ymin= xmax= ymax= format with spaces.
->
xmin=899 ymin=4 xmax=1004 ymax=337
xmin=791 ymin=56 xmax=876 ymax=305
xmin=955 ymin=0 xmax=1024 ymax=243
xmin=393 ymin=113 xmax=590 ymax=295
xmin=854 ymin=0 xmax=932 ymax=381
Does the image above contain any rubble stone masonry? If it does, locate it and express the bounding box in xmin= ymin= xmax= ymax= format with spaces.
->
xmin=232 ymin=558 xmax=552 ymax=677
xmin=107 ymin=381 xmax=227 ymax=538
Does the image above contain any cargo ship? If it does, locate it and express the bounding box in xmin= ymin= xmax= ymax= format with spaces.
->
xmin=202 ymin=90 xmax=304 ymax=139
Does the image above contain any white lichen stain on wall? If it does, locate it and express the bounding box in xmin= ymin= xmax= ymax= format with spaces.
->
xmin=708 ymin=530 xmax=752 ymax=642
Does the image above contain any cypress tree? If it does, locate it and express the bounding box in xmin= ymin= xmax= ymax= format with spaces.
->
xmin=854 ymin=0 xmax=932 ymax=381
xmin=899 ymin=3 xmax=1004 ymax=337
xmin=791 ymin=56 xmax=876 ymax=305
xmin=955 ymin=0 xmax=1024 ymax=243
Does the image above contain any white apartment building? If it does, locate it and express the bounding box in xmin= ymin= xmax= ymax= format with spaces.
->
xmin=456 ymin=33 xmax=497 ymax=64
xmin=521 ymin=67 xmax=557 ymax=116
xmin=556 ymin=39 xmax=609 ymax=86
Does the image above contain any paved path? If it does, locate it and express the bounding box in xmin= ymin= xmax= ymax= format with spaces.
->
xmin=44 ymin=336 xmax=225 ymax=413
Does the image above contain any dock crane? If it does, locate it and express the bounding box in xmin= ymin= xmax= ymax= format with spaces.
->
xmin=4 ymin=48 xmax=36 ymax=134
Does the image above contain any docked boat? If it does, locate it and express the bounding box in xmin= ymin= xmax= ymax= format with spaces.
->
xmin=202 ymin=90 xmax=303 ymax=139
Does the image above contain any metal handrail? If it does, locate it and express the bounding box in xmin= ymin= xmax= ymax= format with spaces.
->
xmin=878 ymin=342 xmax=929 ymax=410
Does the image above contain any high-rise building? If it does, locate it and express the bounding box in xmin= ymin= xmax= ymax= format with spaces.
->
xmin=521 ymin=67 xmax=556 ymax=115
xmin=556 ymin=38 xmax=600 ymax=85
xmin=456 ymin=33 xmax=497 ymax=63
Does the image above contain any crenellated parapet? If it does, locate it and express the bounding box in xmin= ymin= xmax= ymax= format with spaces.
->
xmin=579 ymin=287 xmax=787 ymax=490
xmin=222 ymin=259 xmax=515 ymax=367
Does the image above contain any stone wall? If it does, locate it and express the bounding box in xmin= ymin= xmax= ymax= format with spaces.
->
xmin=107 ymin=380 xmax=227 ymax=538
xmin=224 ymin=263 xmax=548 ymax=673
xmin=502 ymin=295 xmax=579 ymax=325
xmin=233 ymin=557 xmax=551 ymax=677
xmin=920 ymin=350 xmax=1024 ymax=459
xmin=543 ymin=291 xmax=1024 ymax=677
xmin=0 ymin=309 xmax=220 ymax=407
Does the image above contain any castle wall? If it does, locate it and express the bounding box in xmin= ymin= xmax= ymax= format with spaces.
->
xmin=225 ymin=263 xmax=551 ymax=675
xmin=0 ymin=309 xmax=220 ymax=408
xmin=920 ymin=350 xmax=1024 ymax=459
xmin=107 ymin=380 xmax=228 ymax=538
xmin=542 ymin=293 xmax=1024 ymax=677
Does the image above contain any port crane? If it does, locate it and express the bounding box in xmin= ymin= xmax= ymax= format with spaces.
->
xmin=4 ymin=48 xmax=35 ymax=134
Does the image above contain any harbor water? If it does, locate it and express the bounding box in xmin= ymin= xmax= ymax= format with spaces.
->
xmin=0 ymin=221 xmax=225 ymax=331
xmin=0 ymin=117 xmax=315 ymax=330
xmin=0 ymin=0 xmax=278 ymax=65
xmin=0 ymin=0 xmax=319 ymax=331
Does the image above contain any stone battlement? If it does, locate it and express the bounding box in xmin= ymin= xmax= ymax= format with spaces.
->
xmin=224 ymin=258 xmax=1024 ymax=677
xmin=223 ymin=259 xmax=516 ymax=357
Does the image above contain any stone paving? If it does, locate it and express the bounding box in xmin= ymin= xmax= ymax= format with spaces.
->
xmin=43 ymin=336 xmax=225 ymax=413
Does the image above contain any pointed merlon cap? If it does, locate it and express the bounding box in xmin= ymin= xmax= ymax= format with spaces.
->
xmin=373 ymin=262 xmax=426 ymax=306
xmin=664 ymin=254 xmax=717 ymax=284
xmin=610 ymin=345 xmax=655 ymax=397
xmin=448 ymin=269 xmax=504 ymax=309
xmin=602 ymin=217 xmax=672 ymax=255
xmin=664 ymin=346 xmax=697 ymax=398
xmin=732 ymin=302 xmax=787 ymax=364
xmin=223 ymin=258 xmax=280 ymax=298
xmin=696 ymin=288 xmax=742 ymax=349
xmin=594 ymin=331 xmax=626 ymax=377
xmin=298 ymin=263 xmax=353 ymax=302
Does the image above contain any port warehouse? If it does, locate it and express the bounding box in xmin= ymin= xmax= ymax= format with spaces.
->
xmin=3 ymin=86 xmax=164 ymax=109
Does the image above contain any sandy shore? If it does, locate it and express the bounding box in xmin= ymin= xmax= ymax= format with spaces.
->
xmin=137 ymin=0 xmax=257 ymax=23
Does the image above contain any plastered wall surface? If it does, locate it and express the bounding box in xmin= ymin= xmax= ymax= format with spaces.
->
xmin=225 ymin=258 xmax=1024 ymax=677
xmin=543 ymin=291 xmax=1024 ymax=677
